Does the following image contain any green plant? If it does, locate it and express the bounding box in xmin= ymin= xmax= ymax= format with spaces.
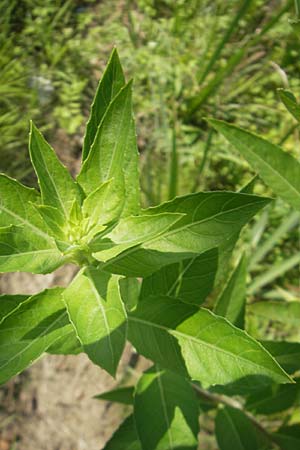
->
xmin=2 ymin=50 xmax=300 ymax=449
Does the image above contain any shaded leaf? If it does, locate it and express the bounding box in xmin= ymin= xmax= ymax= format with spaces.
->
xmin=0 ymin=288 xmax=73 ymax=384
xmin=140 ymin=248 xmax=218 ymax=306
xmin=63 ymin=267 xmax=127 ymax=376
xmin=273 ymin=425 xmax=300 ymax=450
xmin=134 ymin=367 xmax=199 ymax=450
xmin=260 ymin=340 xmax=300 ymax=374
xmin=104 ymin=415 xmax=141 ymax=450
xmin=214 ymin=254 xmax=247 ymax=328
xmin=215 ymin=406 xmax=266 ymax=450
xmin=246 ymin=383 xmax=300 ymax=415
xmin=0 ymin=294 xmax=28 ymax=324
xmin=95 ymin=386 xmax=134 ymax=405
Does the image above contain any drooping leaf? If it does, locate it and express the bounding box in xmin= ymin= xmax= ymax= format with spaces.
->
xmin=215 ymin=406 xmax=266 ymax=450
xmin=140 ymin=248 xmax=218 ymax=306
xmin=92 ymin=213 xmax=184 ymax=262
xmin=0 ymin=225 xmax=66 ymax=274
xmin=29 ymin=122 xmax=82 ymax=219
xmin=102 ymin=192 xmax=270 ymax=277
xmin=0 ymin=293 xmax=28 ymax=324
xmin=95 ymin=386 xmax=134 ymax=405
xmin=78 ymin=81 xmax=140 ymax=217
xmin=82 ymin=48 xmax=126 ymax=161
xmin=214 ymin=254 xmax=247 ymax=328
xmin=104 ymin=415 xmax=142 ymax=450
xmin=0 ymin=288 xmax=73 ymax=384
xmin=278 ymin=89 xmax=300 ymax=123
xmin=260 ymin=340 xmax=300 ymax=374
xmin=209 ymin=119 xmax=300 ymax=210
xmin=273 ymin=425 xmax=300 ymax=450
xmin=246 ymin=382 xmax=300 ymax=415
xmin=134 ymin=367 xmax=199 ymax=450
xmin=63 ymin=267 xmax=127 ymax=376
xmin=128 ymin=296 xmax=291 ymax=388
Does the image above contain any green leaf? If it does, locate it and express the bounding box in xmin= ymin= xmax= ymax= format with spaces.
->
xmin=239 ymin=175 xmax=258 ymax=194
xmin=0 ymin=225 xmax=65 ymax=274
xmin=92 ymin=213 xmax=184 ymax=262
xmin=134 ymin=367 xmax=199 ymax=450
xmin=0 ymin=288 xmax=74 ymax=384
xmin=29 ymin=122 xmax=82 ymax=219
xmin=119 ymin=277 xmax=141 ymax=312
xmin=47 ymin=329 xmax=82 ymax=355
xmin=78 ymin=81 xmax=140 ymax=216
xmin=215 ymin=406 xmax=265 ymax=450
xmin=246 ymin=383 xmax=300 ymax=415
xmin=128 ymin=296 xmax=195 ymax=376
xmin=278 ymin=89 xmax=300 ymax=123
xmin=209 ymin=119 xmax=300 ymax=210
xmin=82 ymin=179 xmax=124 ymax=235
xmin=82 ymin=48 xmax=125 ymax=161
xmin=261 ymin=340 xmax=300 ymax=374
xmin=102 ymin=192 xmax=270 ymax=277
xmin=214 ymin=254 xmax=247 ymax=328
xmin=95 ymin=386 xmax=134 ymax=405
xmin=140 ymin=248 xmax=218 ymax=306
xmin=273 ymin=425 xmax=300 ymax=450
xmin=104 ymin=415 xmax=142 ymax=450
xmin=63 ymin=267 xmax=127 ymax=376
xmin=128 ymin=296 xmax=291 ymax=388
xmin=0 ymin=294 xmax=28 ymax=324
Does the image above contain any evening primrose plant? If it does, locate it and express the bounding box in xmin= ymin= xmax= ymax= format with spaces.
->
xmin=0 ymin=50 xmax=298 ymax=449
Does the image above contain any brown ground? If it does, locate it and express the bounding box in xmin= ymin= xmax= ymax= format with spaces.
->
xmin=0 ymin=268 xmax=139 ymax=450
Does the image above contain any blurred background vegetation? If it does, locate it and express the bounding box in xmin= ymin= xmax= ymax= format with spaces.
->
xmin=1 ymin=1 xmax=300 ymax=446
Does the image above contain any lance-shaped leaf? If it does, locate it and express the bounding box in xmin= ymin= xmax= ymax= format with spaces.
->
xmin=273 ymin=425 xmax=300 ymax=450
xmin=92 ymin=212 xmax=184 ymax=262
xmin=134 ymin=367 xmax=199 ymax=450
xmin=140 ymin=248 xmax=218 ymax=306
xmin=214 ymin=254 xmax=247 ymax=328
xmin=215 ymin=406 xmax=266 ymax=450
xmin=128 ymin=296 xmax=291 ymax=388
xmin=102 ymin=192 xmax=270 ymax=277
xmin=29 ymin=122 xmax=82 ymax=219
xmin=278 ymin=89 xmax=300 ymax=123
xmin=0 ymin=293 xmax=28 ymax=324
xmin=78 ymin=81 xmax=140 ymax=216
xmin=261 ymin=340 xmax=300 ymax=374
xmin=209 ymin=119 xmax=300 ymax=210
xmin=0 ymin=288 xmax=74 ymax=385
xmin=82 ymin=48 xmax=125 ymax=161
xmin=95 ymin=386 xmax=134 ymax=405
xmin=0 ymin=225 xmax=66 ymax=274
xmin=104 ymin=415 xmax=142 ymax=450
xmin=63 ymin=267 xmax=127 ymax=376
